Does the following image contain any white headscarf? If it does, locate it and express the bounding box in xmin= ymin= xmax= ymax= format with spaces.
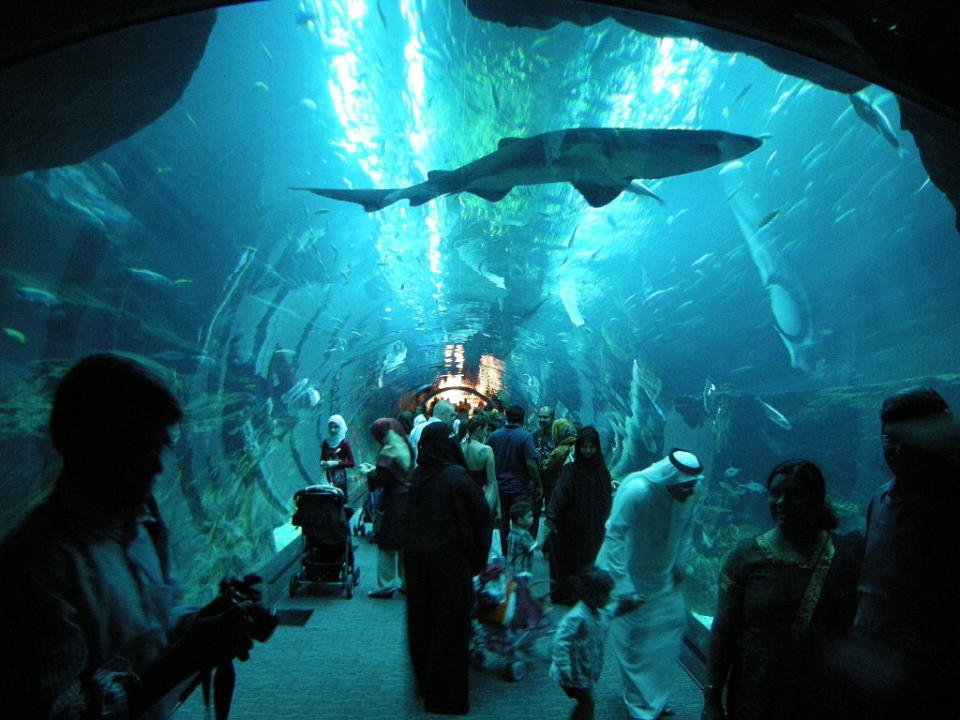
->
xmin=326 ymin=414 xmax=347 ymax=447
xmin=642 ymin=450 xmax=704 ymax=486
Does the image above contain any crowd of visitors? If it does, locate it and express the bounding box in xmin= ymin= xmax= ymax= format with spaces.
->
xmin=0 ymin=354 xmax=953 ymax=720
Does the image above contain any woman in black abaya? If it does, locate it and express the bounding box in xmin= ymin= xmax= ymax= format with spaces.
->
xmin=404 ymin=422 xmax=491 ymax=715
xmin=542 ymin=426 xmax=614 ymax=605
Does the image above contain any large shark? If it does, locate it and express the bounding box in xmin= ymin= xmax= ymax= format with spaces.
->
xmin=293 ymin=127 xmax=763 ymax=211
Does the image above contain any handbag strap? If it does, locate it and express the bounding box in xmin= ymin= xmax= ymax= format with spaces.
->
xmin=789 ymin=532 xmax=835 ymax=642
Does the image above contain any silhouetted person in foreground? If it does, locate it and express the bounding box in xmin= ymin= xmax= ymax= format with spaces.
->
xmin=701 ymin=460 xmax=861 ymax=720
xmin=0 ymin=354 xmax=268 ymax=719
xmin=404 ymin=422 xmax=491 ymax=715
xmin=833 ymin=388 xmax=959 ymax=720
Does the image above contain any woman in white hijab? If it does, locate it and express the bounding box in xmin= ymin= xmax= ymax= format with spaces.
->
xmin=320 ymin=414 xmax=355 ymax=494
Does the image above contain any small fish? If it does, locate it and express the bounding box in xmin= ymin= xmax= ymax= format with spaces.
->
xmin=849 ymin=92 xmax=901 ymax=151
xmin=15 ymin=286 xmax=63 ymax=306
xmin=691 ymin=252 xmax=715 ymax=269
xmin=834 ymin=208 xmax=855 ymax=223
xmin=99 ymin=161 xmax=123 ymax=190
xmin=530 ymin=35 xmax=551 ymax=50
xmin=127 ymin=268 xmax=192 ymax=287
xmin=723 ymin=466 xmax=741 ymax=478
xmin=758 ymin=398 xmax=792 ymax=430
xmin=758 ymin=209 xmax=781 ymax=229
xmin=3 ymin=327 xmax=27 ymax=343
xmin=732 ymin=83 xmax=752 ymax=104
xmin=643 ymin=287 xmax=676 ymax=304
xmin=153 ymin=351 xmax=189 ymax=361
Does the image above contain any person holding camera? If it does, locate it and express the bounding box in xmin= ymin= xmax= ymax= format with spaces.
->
xmin=0 ymin=354 xmax=272 ymax=720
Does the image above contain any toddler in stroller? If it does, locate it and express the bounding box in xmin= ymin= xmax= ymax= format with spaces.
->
xmin=470 ymin=545 xmax=554 ymax=681
xmin=289 ymin=484 xmax=360 ymax=598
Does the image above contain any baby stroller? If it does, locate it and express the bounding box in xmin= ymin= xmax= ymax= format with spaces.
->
xmin=470 ymin=560 xmax=554 ymax=681
xmin=352 ymin=486 xmax=381 ymax=538
xmin=289 ymin=484 xmax=360 ymax=598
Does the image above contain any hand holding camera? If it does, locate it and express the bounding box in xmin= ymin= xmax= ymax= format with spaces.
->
xmin=181 ymin=574 xmax=278 ymax=670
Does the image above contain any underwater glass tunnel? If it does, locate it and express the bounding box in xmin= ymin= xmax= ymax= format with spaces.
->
xmin=1 ymin=0 xmax=958 ymax=625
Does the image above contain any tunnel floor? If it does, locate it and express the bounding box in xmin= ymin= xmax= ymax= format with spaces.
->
xmin=176 ymin=532 xmax=703 ymax=720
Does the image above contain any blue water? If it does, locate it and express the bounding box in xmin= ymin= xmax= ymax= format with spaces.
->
xmin=1 ymin=0 xmax=957 ymax=605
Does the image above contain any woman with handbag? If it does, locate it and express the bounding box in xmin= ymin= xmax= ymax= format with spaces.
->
xmin=701 ymin=460 xmax=862 ymax=720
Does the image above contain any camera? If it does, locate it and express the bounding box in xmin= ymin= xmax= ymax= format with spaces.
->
xmin=201 ymin=573 xmax=279 ymax=649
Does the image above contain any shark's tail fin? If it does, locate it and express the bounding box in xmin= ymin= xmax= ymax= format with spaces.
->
xmin=290 ymin=187 xmax=401 ymax=212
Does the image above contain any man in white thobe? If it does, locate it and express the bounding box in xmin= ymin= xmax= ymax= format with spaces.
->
xmin=596 ymin=449 xmax=703 ymax=720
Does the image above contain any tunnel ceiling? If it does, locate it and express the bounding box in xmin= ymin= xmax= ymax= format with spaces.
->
xmin=1 ymin=0 xmax=959 ymax=434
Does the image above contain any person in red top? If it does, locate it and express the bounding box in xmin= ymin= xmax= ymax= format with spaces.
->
xmin=320 ymin=414 xmax=355 ymax=495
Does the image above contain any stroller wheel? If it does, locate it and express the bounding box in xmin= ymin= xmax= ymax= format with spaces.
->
xmin=288 ymin=573 xmax=299 ymax=598
xmin=470 ymin=649 xmax=487 ymax=670
xmin=503 ymin=661 xmax=526 ymax=682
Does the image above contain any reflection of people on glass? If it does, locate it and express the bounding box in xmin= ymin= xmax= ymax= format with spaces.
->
xmin=701 ymin=460 xmax=861 ymax=720
xmin=320 ymin=414 xmax=355 ymax=494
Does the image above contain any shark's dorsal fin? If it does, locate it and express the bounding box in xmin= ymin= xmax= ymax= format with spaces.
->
xmin=427 ymin=170 xmax=451 ymax=181
xmin=573 ymin=182 xmax=627 ymax=208
xmin=497 ymin=137 xmax=523 ymax=149
xmin=467 ymin=187 xmax=511 ymax=203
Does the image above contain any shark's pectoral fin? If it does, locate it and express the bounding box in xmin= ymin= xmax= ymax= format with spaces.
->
xmin=466 ymin=187 xmax=512 ymax=203
xmin=572 ymin=182 xmax=628 ymax=207
xmin=291 ymin=187 xmax=400 ymax=212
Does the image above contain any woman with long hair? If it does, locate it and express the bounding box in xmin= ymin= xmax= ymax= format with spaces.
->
xmin=543 ymin=426 xmax=613 ymax=605
xmin=701 ymin=459 xmax=861 ymax=720
xmin=460 ymin=414 xmax=501 ymax=522
xmin=359 ymin=418 xmax=413 ymax=598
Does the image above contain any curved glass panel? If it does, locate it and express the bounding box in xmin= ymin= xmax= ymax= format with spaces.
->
xmin=1 ymin=1 xmax=957 ymax=619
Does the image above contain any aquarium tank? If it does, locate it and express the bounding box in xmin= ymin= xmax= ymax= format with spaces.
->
xmin=1 ymin=0 xmax=958 ymax=618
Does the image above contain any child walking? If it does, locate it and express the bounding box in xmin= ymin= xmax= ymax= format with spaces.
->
xmin=506 ymin=501 xmax=536 ymax=577
xmin=550 ymin=566 xmax=642 ymax=720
